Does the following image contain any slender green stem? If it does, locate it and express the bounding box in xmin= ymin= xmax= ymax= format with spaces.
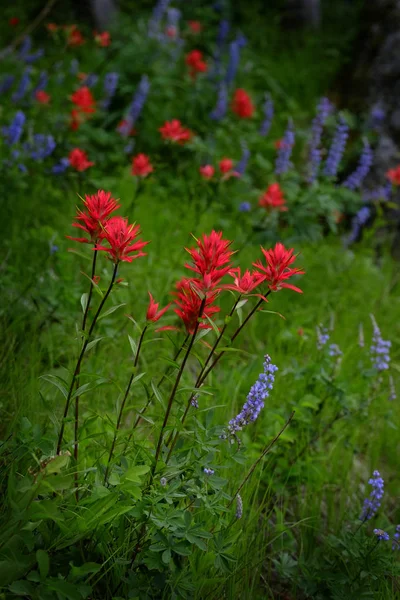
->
xmin=56 ymin=262 xmax=118 ymax=455
xmin=129 ymin=178 xmax=142 ymax=215
xmin=151 ymin=298 xmax=206 ymax=477
xmin=104 ymin=325 xmax=148 ymax=484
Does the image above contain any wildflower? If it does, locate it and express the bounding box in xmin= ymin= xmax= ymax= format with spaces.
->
xmin=253 ymin=242 xmax=304 ymax=293
xmin=71 ymin=86 xmax=96 ymax=113
xmin=0 ymin=75 xmax=15 ymax=95
xmin=52 ymin=157 xmax=70 ymax=174
xmin=12 ymin=68 xmax=31 ymax=103
xmin=227 ymin=355 xmax=278 ymax=436
xmin=32 ymin=71 xmax=48 ymax=96
xmin=70 ymin=109 xmax=83 ymax=131
xmin=94 ymin=31 xmax=111 ymax=47
xmin=386 ymin=165 xmax=400 ymax=186
xmin=146 ymin=292 xmax=171 ymax=322
xmin=323 ymin=115 xmax=349 ymax=178
xmin=185 ymin=230 xmax=234 ymax=290
xmin=191 ymin=394 xmax=199 ymax=408
xmin=35 ymin=90 xmax=50 ymax=104
xmin=275 ymin=119 xmax=295 ymax=175
xmin=200 ymin=165 xmax=215 ymax=180
xmin=316 ymin=325 xmax=329 ymax=350
xmin=2 ymin=111 xmax=25 ymax=145
xmin=24 ymin=49 xmax=44 ymax=64
xmin=188 ymin=20 xmax=202 ymax=34
xmin=159 ymin=119 xmax=192 ymax=144
xmin=342 ymin=139 xmax=373 ymax=190
xmin=328 ymin=343 xmax=342 ymax=358
xmin=259 ymin=183 xmax=287 ymax=212
xmin=68 ymin=148 xmax=95 ymax=172
xmin=231 ymin=88 xmax=254 ymax=119
xmin=235 ymin=142 xmax=250 ymax=177
xmin=166 ymin=7 xmax=181 ymax=39
xmin=226 ymin=35 xmax=246 ymax=86
xmin=204 ymin=468 xmax=214 ymax=475
xmin=24 ymin=134 xmax=56 ymax=160
xmin=67 ymin=190 xmax=120 ymax=244
xmin=101 ymin=72 xmax=119 ymax=109
xmin=82 ymin=74 xmax=98 ymax=88
xmin=160 ymin=477 xmax=167 ymax=486
xmin=185 ymin=50 xmax=207 ymax=79
xmin=117 ymin=120 xmax=136 ymax=137
xmin=148 ymin=0 xmax=171 ymax=35
xmin=239 ymin=202 xmax=251 ymax=212
xmin=68 ymin=25 xmax=85 ymax=47
xmin=370 ymin=316 xmax=391 ymax=372
xmin=95 ymin=217 xmax=148 ymax=263
xmin=131 ymin=154 xmax=153 ymax=177
xmin=219 ymin=158 xmax=234 ymax=174
xmin=392 ymin=525 xmax=400 ymax=550
xmin=18 ymin=36 xmax=31 ymax=60
xmin=174 ymin=278 xmax=220 ymax=334
xmin=223 ymin=268 xmax=265 ymax=295
xmin=9 ymin=17 xmax=20 ymax=26
xmin=236 ymin=494 xmax=243 ymax=519
xmin=373 ymin=529 xmax=390 ymax=542
xmin=260 ymin=93 xmax=274 ymax=136
xmin=307 ymin=97 xmax=332 ymax=184
xmin=210 ymin=83 xmax=228 ymax=121
xmin=345 ymin=206 xmax=371 ymax=246
xmin=120 ymin=75 xmax=150 ymax=137
xmin=359 ymin=470 xmax=384 ymax=521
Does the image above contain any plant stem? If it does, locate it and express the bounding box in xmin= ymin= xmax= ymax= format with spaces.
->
xmin=56 ymin=262 xmax=118 ymax=455
xmin=151 ymin=298 xmax=205 ymax=477
xmin=227 ymin=411 xmax=295 ymax=508
xmin=104 ymin=325 xmax=147 ymax=484
xmin=129 ymin=178 xmax=142 ymax=215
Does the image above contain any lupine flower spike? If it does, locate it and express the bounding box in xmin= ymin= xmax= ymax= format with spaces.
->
xmin=370 ymin=315 xmax=391 ymax=371
xmin=359 ymin=470 xmax=384 ymax=521
xmin=275 ymin=119 xmax=295 ymax=175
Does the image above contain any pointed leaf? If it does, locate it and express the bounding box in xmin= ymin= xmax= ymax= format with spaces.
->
xmin=97 ymin=303 xmax=126 ymax=321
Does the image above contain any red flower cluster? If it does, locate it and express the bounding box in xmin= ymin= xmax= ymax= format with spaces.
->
xmin=223 ymin=268 xmax=265 ymax=296
xmin=68 ymin=190 xmax=120 ymax=243
xmin=159 ymin=119 xmax=192 ymax=144
xmin=68 ymin=148 xmax=95 ymax=172
xmin=95 ymin=217 xmax=148 ymax=263
xmin=199 ymin=165 xmax=215 ymax=180
xmin=185 ymin=50 xmax=207 ymax=79
xmin=35 ymin=90 xmax=51 ymax=104
xmin=9 ymin=17 xmax=19 ymax=27
xmin=132 ymin=154 xmax=153 ymax=177
xmin=146 ymin=292 xmax=171 ymax=322
xmin=199 ymin=158 xmax=239 ymax=181
xmin=253 ymin=243 xmax=304 ymax=293
xmin=70 ymin=86 xmax=96 ymax=130
xmin=67 ymin=25 xmax=85 ymax=46
xmin=188 ymin=20 xmax=202 ymax=34
xmin=386 ymin=165 xmax=400 ymax=186
xmin=94 ymin=31 xmax=111 ymax=47
xmin=259 ymin=183 xmax=288 ymax=212
xmin=231 ymin=89 xmax=254 ymax=119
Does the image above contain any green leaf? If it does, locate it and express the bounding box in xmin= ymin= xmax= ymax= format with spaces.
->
xmin=8 ymin=580 xmax=35 ymax=596
xmin=128 ymin=335 xmax=137 ymax=356
xmin=40 ymin=374 xmax=68 ymax=399
xmin=71 ymin=378 xmax=108 ymax=400
xmin=85 ymin=337 xmax=105 ymax=353
xmin=123 ymin=465 xmax=150 ymax=483
xmin=97 ymin=303 xmax=126 ymax=321
xmin=47 ymin=578 xmax=82 ymax=600
xmin=36 ymin=549 xmax=49 ymax=580
xmin=80 ymin=293 xmax=89 ymax=314
xmin=151 ymin=380 xmax=165 ymax=407
xmin=70 ymin=562 xmax=102 ymax=579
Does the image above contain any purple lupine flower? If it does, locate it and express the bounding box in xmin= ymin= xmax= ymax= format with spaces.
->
xmin=166 ymin=7 xmax=180 ymax=35
xmin=210 ymin=83 xmax=228 ymax=121
xmin=236 ymin=494 xmax=243 ymax=519
xmin=191 ymin=394 xmax=199 ymax=408
xmin=70 ymin=59 xmax=79 ymax=75
xmin=120 ymin=75 xmax=150 ymax=137
xmin=227 ymin=355 xmax=278 ymax=437
xmin=345 ymin=206 xmax=371 ymax=246
xmin=342 ymin=139 xmax=373 ymax=190
xmin=259 ymin=93 xmax=274 ymax=136
xmin=204 ymin=468 xmax=214 ymax=476
xmin=323 ymin=115 xmax=349 ymax=177
xmin=235 ymin=142 xmax=250 ymax=176
xmin=226 ymin=39 xmax=241 ymax=87
xmin=24 ymin=49 xmax=44 ymax=64
xmin=217 ymin=19 xmax=230 ymax=49
xmin=149 ymin=0 xmax=171 ymax=35
xmin=328 ymin=344 xmax=342 ymax=358
xmin=363 ymin=183 xmax=391 ymax=203
xmin=0 ymin=75 xmax=15 ymax=95
xmin=24 ymin=134 xmax=56 ymax=160
xmin=239 ymin=201 xmax=251 ymax=212
xmin=392 ymin=525 xmax=400 ymax=550
xmin=52 ymin=157 xmax=70 ymax=174
xmin=275 ymin=119 xmax=295 ymax=175
xmin=101 ymin=72 xmax=119 ymax=109
xmin=360 ymin=470 xmax=384 ymax=521
xmin=369 ymin=105 xmax=385 ymax=131
xmin=12 ymin=68 xmax=31 ymax=102
xmin=389 ymin=375 xmax=396 ymax=401
xmin=211 ymin=20 xmax=230 ymax=79
xmin=124 ymin=141 xmax=135 ymax=154
xmin=2 ymin=111 xmax=26 ymax=145
xmin=83 ymin=74 xmax=98 ymax=88
xmin=316 ymin=325 xmax=329 ymax=350
xmin=18 ymin=36 xmax=32 ymax=60
xmin=370 ymin=316 xmax=391 ymax=372
xmin=373 ymin=529 xmax=390 ymax=542
xmin=32 ymin=71 xmax=48 ymax=95
xmin=307 ymin=97 xmax=333 ymax=184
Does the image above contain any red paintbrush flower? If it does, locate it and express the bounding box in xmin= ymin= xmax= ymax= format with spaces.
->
xmin=67 ymin=25 xmax=85 ymax=46
xmin=199 ymin=165 xmax=215 ymax=180
xmin=185 ymin=49 xmax=208 ymax=79
xmin=159 ymin=119 xmax=192 ymax=144
xmin=386 ymin=165 xmax=400 ymax=186
xmin=69 ymin=109 xmax=83 ymax=130
xmin=68 ymin=148 xmax=95 ymax=171
xmin=253 ymin=242 xmax=305 ymax=293
xmin=94 ymin=30 xmax=111 ymax=47
xmin=219 ymin=158 xmax=233 ymax=174
xmin=174 ymin=278 xmax=220 ymax=334
xmin=35 ymin=90 xmax=51 ymax=104
xmin=165 ymin=25 xmax=178 ymax=38
xmin=146 ymin=292 xmax=171 ymax=322
xmin=132 ymin=154 xmax=153 ymax=177
xmin=223 ymin=268 xmax=266 ymax=296
xmin=9 ymin=17 xmax=20 ymax=27
xmin=71 ymin=86 xmax=96 ymax=114
xmin=259 ymin=183 xmax=288 ymax=212
xmin=67 ymin=190 xmax=120 ymax=244
xmin=231 ymin=88 xmax=254 ymax=119
xmin=188 ymin=20 xmax=202 ymax=34
xmin=185 ymin=230 xmax=234 ymax=291
xmin=95 ymin=216 xmax=149 ymax=263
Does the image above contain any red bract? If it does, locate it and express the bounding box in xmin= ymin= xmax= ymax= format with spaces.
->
xmin=185 ymin=50 xmax=207 ymax=79
xmin=68 ymin=25 xmax=85 ymax=46
xmin=132 ymin=154 xmax=153 ymax=177
xmin=219 ymin=158 xmax=233 ymax=174
xmin=94 ymin=31 xmax=111 ymax=46
xmin=199 ymin=165 xmax=215 ymax=180
xmin=71 ymin=87 xmax=96 ymax=113
xmin=146 ymin=292 xmax=171 ymax=322
xmin=95 ymin=216 xmax=149 ymax=263
xmin=35 ymin=90 xmax=51 ymax=104
xmin=68 ymin=148 xmax=95 ymax=171
xmin=185 ymin=230 xmax=234 ymax=291
xmin=67 ymin=190 xmax=121 ymax=244
xmin=174 ymin=278 xmax=220 ymax=334
xmin=165 ymin=25 xmax=177 ymax=38
xmin=188 ymin=20 xmax=202 ymax=34
xmin=253 ymin=242 xmax=305 ymax=293
xmin=386 ymin=165 xmax=400 ymax=185
xmin=231 ymin=88 xmax=254 ymax=119
xmin=9 ymin=17 xmax=19 ymax=27
xmin=159 ymin=119 xmax=192 ymax=144
xmin=259 ymin=183 xmax=288 ymax=212
xmin=223 ymin=268 xmax=266 ymax=295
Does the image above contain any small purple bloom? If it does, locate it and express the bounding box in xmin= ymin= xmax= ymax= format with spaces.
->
xmin=370 ymin=316 xmax=391 ymax=372
xmin=0 ymin=75 xmax=15 ymax=95
xmin=24 ymin=49 xmax=44 ymax=64
xmin=275 ymin=119 xmax=295 ymax=175
xmin=101 ymin=72 xmax=119 ymax=109
xmin=83 ymin=74 xmax=98 ymax=88
xmin=12 ymin=68 xmax=31 ymax=102
xmin=235 ymin=141 xmax=250 ymax=176
xmin=328 ymin=343 xmax=342 ymax=358
xmin=204 ymin=468 xmax=214 ymax=476
xmin=24 ymin=134 xmax=56 ymax=161
xmin=392 ymin=525 xmax=400 ymax=550
xmin=32 ymin=71 xmax=48 ymax=95
xmin=360 ymin=470 xmax=384 ymax=521
xmin=342 ymin=139 xmax=373 ymax=190
xmin=323 ymin=115 xmax=349 ymax=178
xmin=2 ymin=111 xmax=26 ymax=145
xmin=373 ymin=529 xmax=389 ymax=542
xmin=307 ymin=97 xmax=333 ymax=184
xmin=259 ymin=93 xmax=274 ymax=137
xmin=52 ymin=157 xmax=70 ymax=174
xmin=210 ymin=83 xmax=228 ymax=121
xmin=70 ymin=59 xmax=79 ymax=75
xmin=120 ymin=75 xmax=150 ymax=137
xmin=316 ymin=325 xmax=329 ymax=350
xmin=18 ymin=36 xmax=32 ymax=60
xmin=345 ymin=206 xmax=371 ymax=246
xmin=239 ymin=201 xmax=251 ymax=212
